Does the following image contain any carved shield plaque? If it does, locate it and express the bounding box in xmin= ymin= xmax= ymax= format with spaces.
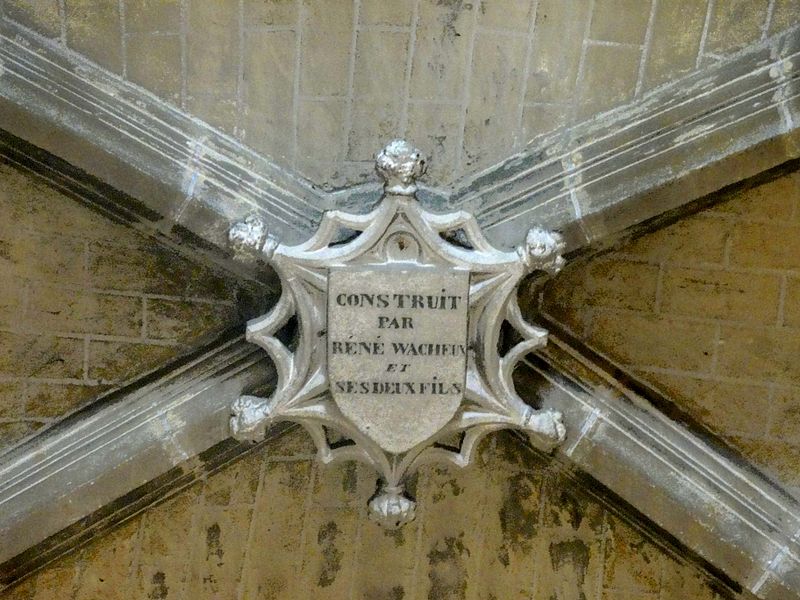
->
xmin=230 ymin=139 xmax=567 ymax=528
xmin=327 ymin=265 xmax=469 ymax=454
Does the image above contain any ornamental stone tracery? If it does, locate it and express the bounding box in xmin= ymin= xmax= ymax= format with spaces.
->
xmin=228 ymin=139 xmax=566 ymax=528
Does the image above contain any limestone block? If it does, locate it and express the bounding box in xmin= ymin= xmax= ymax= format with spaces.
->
xmin=620 ymin=216 xmax=732 ymax=265
xmin=463 ymin=32 xmax=528 ymax=170
xmin=729 ymin=223 xmax=800 ymax=270
xmin=589 ymin=313 xmax=717 ymax=372
xmin=64 ymin=0 xmax=122 ymax=73
xmin=299 ymin=508 xmax=359 ymax=596
xmin=187 ymin=93 xmax=238 ymax=135
xmin=409 ymin=0 xmax=475 ymax=102
xmin=0 ymin=422 xmax=40 ymax=450
xmin=184 ymin=505 xmax=254 ymax=599
xmin=145 ymin=298 xmax=235 ymax=342
xmin=240 ymin=459 xmax=312 ymax=599
xmin=27 ymin=287 xmax=143 ymax=338
xmin=536 ymin=476 xmax=606 ymax=600
xmin=583 ymin=258 xmax=660 ymax=312
xmin=590 ymin=0 xmax=652 ymax=45
xmin=125 ymin=0 xmax=180 ymax=33
xmin=577 ymin=44 xmax=641 ymax=119
xmin=661 ymin=268 xmax=782 ymax=325
xmin=603 ymin=519 xmax=664 ymax=593
xmin=707 ymin=0 xmax=770 ymax=54
xmin=3 ymin=0 xmax=60 ymax=38
xmin=126 ymin=33 xmax=182 ymax=102
xmin=767 ymin=387 xmax=800 ymax=444
xmin=297 ymin=99 xmax=347 ymax=164
xmin=88 ymin=340 xmax=179 ymax=383
xmin=769 ymin=0 xmax=800 ymax=34
xmin=521 ymin=102 xmax=570 ymax=141
xmin=784 ymin=276 xmax=800 ymax=327
xmin=642 ymin=0 xmax=707 ymax=88
xmin=244 ymin=0 xmax=297 ymax=28
xmin=243 ymin=30 xmax=295 ymax=127
xmin=476 ymin=0 xmax=533 ymax=31
xmin=72 ymin=520 xmax=139 ymax=600
xmin=406 ymin=101 xmax=461 ymax=183
xmin=299 ymin=0 xmax=353 ymax=97
xmin=640 ymin=373 xmax=772 ymax=439
xmin=525 ymin=0 xmax=589 ymax=104
xmin=360 ymin=0 xmax=414 ymax=27
xmin=24 ymin=383 xmax=108 ymax=419
xmin=354 ymin=30 xmax=409 ymax=101
xmin=717 ymin=325 xmax=800 ymax=384
xmin=0 ymin=332 xmax=84 ymax=379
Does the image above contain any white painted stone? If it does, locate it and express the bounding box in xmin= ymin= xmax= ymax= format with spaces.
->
xmin=328 ymin=265 xmax=469 ymax=453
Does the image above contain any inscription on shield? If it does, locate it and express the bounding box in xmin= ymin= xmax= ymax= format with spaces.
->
xmin=327 ymin=265 xmax=469 ymax=454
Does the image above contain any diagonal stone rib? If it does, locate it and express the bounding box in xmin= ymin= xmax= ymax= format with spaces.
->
xmin=449 ymin=25 xmax=800 ymax=253
xmin=0 ymin=18 xmax=327 ymax=260
xmin=1 ymin=18 xmax=798 ymax=270
xmin=2 ymin=320 xmax=800 ymax=597
xmin=530 ymin=324 xmax=800 ymax=600
xmin=0 ymin=331 xmax=275 ymax=582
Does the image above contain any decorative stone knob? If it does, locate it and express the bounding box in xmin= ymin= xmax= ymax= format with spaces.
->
xmin=230 ymin=395 xmax=273 ymax=442
xmin=520 ymin=227 xmax=566 ymax=275
xmin=375 ymin=139 xmax=427 ymax=196
xmin=228 ymin=215 xmax=279 ymax=261
xmin=368 ymin=484 xmax=417 ymax=529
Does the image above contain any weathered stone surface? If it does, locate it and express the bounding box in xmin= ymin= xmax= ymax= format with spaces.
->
xmin=590 ymin=0 xmax=652 ymax=45
xmin=2 ymin=11 xmax=798 ymax=274
xmin=242 ymin=30 xmax=296 ymax=161
xmin=525 ymin=0 xmax=590 ymax=104
xmin=3 ymin=0 xmax=796 ymax=188
xmin=0 ymin=336 xmax=273 ymax=571
xmin=0 ymin=154 xmax=242 ymax=452
xmin=2 ymin=0 xmax=60 ymax=37
xmin=576 ymin=44 xmax=641 ymax=119
xmin=643 ymin=0 xmax=708 ymax=88
xmin=463 ymin=32 xmax=528 ymax=172
xmin=660 ymin=268 xmax=782 ymax=324
xmin=126 ymin=33 xmax=182 ymax=102
xmin=327 ymin=266 xmax=469 ymax=453
xmin=64 ymin=0 xmax=122 ymax=73
xmin=541 ymin=168 xmax=800 ymax=495
xmin=706 ymin=0 xmax=771 ymax=54
xmin=299 ymin=0 xmax=353 ymax=98
xmin=125 ymin=0 xmax=180 ymax=32
xmin=770 ymin=0 xmax=800 ymax=33
xmin=1 ymin=5 xmax=800 ymax=599
xmin=0 ymin=430 xmax=728 ymax=599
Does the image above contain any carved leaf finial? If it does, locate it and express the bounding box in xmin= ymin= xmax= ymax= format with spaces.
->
xmin=368 ymin=485 xmax=417 ymax=529
xmin=520 ymin=227 xmax=566 ymax=275
xmin=228 ymin=215 xmax=279 ymax=261
xmin=375 ymin=139 xmax=427 ymax=196
xmin=229 ymin=142 xmax=568 ymax=529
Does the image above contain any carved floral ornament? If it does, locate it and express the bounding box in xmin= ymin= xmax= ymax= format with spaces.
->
xmin=228 ymin=140 xmax=567 ymax=528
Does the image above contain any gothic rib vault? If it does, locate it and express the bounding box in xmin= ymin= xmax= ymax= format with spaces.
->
xmin=0 ymin=4 xmax=799 ymax=599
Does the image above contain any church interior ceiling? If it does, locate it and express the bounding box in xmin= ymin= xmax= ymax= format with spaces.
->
xmin=0 ymin=1 xmax=798 ymax=598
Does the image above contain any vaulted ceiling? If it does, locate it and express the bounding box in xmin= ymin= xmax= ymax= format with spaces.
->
xmin=0 ymin=1 xmax=799 ymax=598
xmin=6 ymin=0 xmax=796 ymax=188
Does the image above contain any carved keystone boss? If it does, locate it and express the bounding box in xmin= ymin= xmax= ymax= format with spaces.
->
xmin=229 ymin=139 xmax=566 ymax=528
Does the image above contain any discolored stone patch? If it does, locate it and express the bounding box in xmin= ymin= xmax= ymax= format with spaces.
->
xmin=0 ymin=428 xmax=725 ymax=599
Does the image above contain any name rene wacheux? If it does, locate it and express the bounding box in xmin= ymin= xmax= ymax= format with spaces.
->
xmin=330 ymin=341 xmax=467 ymax=356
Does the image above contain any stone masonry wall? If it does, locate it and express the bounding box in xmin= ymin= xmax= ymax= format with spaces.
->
xmin=0 ymin=429 xmax=736 ymax=600
xmin=0 ymin=159 xmax=242 ymax=452
xmin=2 ymin=0 xmax=797 ymax=188
xmin=542 ymin=169 xmax=800 ymax=494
